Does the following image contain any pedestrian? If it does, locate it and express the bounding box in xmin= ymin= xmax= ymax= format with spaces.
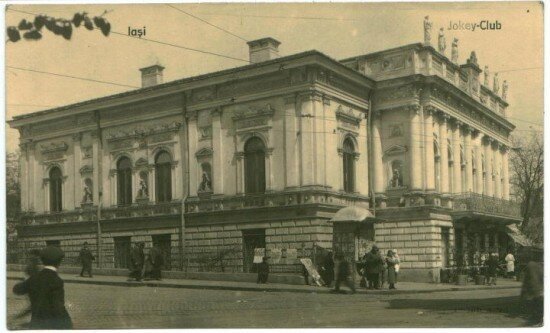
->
xmin=128 ymin=242 xmax=145 ymax=282
xmin=78 ymin=242 xmax=94 ymax=278
xmin=505 ymin=250 xmax=515 ymax=279
xmin=364 ymin=245 xmax=384 ymax=289
xmin=257 ymin=256 xmax=269 ymax=284
xmin=385 ymin=250 xmax=400 ymax=289
xmin=150 ymin=245 xmax=164 ymax=281
xmin=393 ymin=249 xmax=401 ymax=277
xmin=486 ymin=251 xmax=499 ymax=285
xmin=333 ymin=253 xmax=355 ymax=294
xmin=521 ymin=260 xmax=543 ymax=326
xmin=142 ymin=253 xmax=153 ymax=280
xmin=320 ymin=251 xmax=334 ymax=287
xmin=13 ymin=246 xmax=73 ymax=329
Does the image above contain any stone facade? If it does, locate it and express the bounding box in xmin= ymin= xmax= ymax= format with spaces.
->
xmin=9 ymin=39 xmax=522 ymax=281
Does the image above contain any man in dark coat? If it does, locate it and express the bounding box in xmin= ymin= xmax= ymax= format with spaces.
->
xmin=149 ymin=245 xmax=164 ymax=280
xmin=321 ymin=251 xmax=335 ymax=287
xmin=129 ymin=242 xmax=145 ymax=282
xmin=364 ymin=245 xmax=384 ymax=289
xmin=257 ymin=256 xmax=269 ymax=284
xmin=333 ymin=253 xmax=356 ymax=294
xmin=79 ymin=242 xmax=95 ymax=278
xmin=13 ymin=246 xmax=73 ymax=330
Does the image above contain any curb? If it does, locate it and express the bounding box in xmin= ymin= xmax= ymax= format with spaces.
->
xmin=7 ymin=275 xmax=521 ymax=295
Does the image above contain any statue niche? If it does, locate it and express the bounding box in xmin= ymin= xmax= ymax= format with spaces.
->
xmin=198 ymin=162 xmax=212 ymax=193
xmin=137 ymin=171 xmax=149 ymax=199
xmin=82 ymin=178 xmax=93 ymax=204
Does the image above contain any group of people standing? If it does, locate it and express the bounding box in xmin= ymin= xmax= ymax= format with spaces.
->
xmin=316 ymin=245 xmax=401 ymax=294
xmin=128 ymin=242 xmax=165 ymax=282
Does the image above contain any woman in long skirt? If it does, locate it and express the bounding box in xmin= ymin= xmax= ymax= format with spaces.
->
xmin=385 ymin=250 xmax=400 ymax=290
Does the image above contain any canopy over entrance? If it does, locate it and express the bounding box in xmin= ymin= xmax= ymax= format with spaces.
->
xmin=330 ymin=206 xmax=382 ymax=223
xmin=506 ymin=224 xmax=534 ymax=247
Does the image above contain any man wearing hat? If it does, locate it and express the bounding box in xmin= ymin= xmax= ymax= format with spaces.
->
xmin=79 ymin=242 xmax=95 ymax=278
xmin=13 ymin=246 xmax=73 ymax=329
xmin=129 ymin=241 xmax=145 ymax=282
xmin=363 ymin=245 xmax=384 ymax=289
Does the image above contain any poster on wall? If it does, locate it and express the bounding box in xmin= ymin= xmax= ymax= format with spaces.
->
xmin=270 ymin=248 xmax=282 ymax=264
xmin=300 ymin=258 xmax=324 ymax=286
xmin=253 ymin=248 xmax=266 ymax=264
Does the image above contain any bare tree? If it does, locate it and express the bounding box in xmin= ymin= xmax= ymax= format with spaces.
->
xmin=510 ymin=132 xmax=544 ymax=236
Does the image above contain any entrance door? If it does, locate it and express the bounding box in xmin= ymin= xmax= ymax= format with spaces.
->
xmin=114 ymin=236 xmax=131 ymax=269
xmin=242 ymin=229 xmax=266 ymax=273
xmin=152 ymin=234 xmax=172 ymax=270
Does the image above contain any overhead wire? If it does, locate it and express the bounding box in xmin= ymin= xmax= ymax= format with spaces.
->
xmin=165 ymin=4 xmax=248 ymax=42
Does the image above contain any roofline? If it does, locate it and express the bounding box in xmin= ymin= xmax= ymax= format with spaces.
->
xmin=9 ymin=50 xmax=375 ymax=126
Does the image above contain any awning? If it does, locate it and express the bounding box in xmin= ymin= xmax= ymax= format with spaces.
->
xmin=330 ymin=206 xmax=382 ymax=223
xmin=506 ymin=224 xmax=534 ymax=247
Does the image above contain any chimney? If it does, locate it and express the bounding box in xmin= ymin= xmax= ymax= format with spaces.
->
xmin=139 ymin=64 xmax=165 ymax=88
xmin=247 ymin=37 xmax=281 ymax=63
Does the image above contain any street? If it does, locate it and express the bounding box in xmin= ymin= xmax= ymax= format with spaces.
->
xmin=6 ymin=280 xmax=533 ymax=329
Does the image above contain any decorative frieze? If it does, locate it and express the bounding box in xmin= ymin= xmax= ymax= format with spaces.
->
xmin=40 ymin=142 xmax=68 ymax=161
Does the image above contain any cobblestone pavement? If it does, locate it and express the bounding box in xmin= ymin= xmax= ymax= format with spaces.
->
xmin=6 ymin=280 xmax=530 ymax=328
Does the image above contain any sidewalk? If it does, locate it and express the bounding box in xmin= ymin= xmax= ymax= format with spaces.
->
xmin=7 ymin=271 xmax=522 ymax=295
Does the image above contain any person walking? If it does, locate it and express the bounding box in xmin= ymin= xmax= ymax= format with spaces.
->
xmin=385 ymin=250 xmax=400 ymax=289
xmin=333 ymin=253 xmax=356 ymax=294
xmin=78 ymin=242 xmax=94 ymax=278
xmin=150 ymin=245 xmax=164 ymax=281
xmin=505 ymin=250 xmax=515 ymax=279
xmin=257 ymin=256 xmax=269 ymax=284
xmin=13 ymin=246 xmax=73 ymax=330
xmin=128 ymin=242 xmax=145 ymax=282
xmin=364 ymin=245 xmax=384 ymax=289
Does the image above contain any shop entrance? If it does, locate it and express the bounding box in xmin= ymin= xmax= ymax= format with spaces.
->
xmin=114 ymin=236 xmax=131 ymax=269
xmin=242 ymin=229 xmax=266 ymax=273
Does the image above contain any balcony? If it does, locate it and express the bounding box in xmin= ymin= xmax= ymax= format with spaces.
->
xmin=451 ymin=192 xmax=521 ymax=220
xmin=186 ymin=189 xmax=370 ymax=213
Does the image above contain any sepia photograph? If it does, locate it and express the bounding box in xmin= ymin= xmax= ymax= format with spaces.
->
xmin=3 ymin=1 xmax=545 ymax=329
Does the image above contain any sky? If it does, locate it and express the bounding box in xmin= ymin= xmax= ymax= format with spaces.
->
xmin=4 ymin=2 xmax=544 ymax=152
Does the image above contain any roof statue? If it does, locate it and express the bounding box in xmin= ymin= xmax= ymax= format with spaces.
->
xmin=451 ymin=38 xmax=459 ymax=64
xmin=493 ymin=72 xmax=500 ymax=94
xmin=502 ymin=80 xmax=508 ymax=100
xmin=468 ymin=51 xmax=478 ymax=65
xmin=423 ymin=16 xmax=432 ymax=45
xmin=484 ymin=66 xmax=490 ymax=86
xmin=437 ymin=28 xmax=446 ymax=55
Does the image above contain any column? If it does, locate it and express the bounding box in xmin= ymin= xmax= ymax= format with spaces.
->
xmin=409 ymin=105 xmax=423 ymax=191
xmin=28 ymin=143 xmax=37 ymax=211
xmin=265 ymin=148 xmax=274 ymax=191
xmin=173 ymin=125 xmax=184 ymax=199
xmin=19 ymin=142 xmax=29 ymax=211
xmin=299 ymin=93 xmax=316 ymax=186
xmin=109 ymin=169 xmax=117 ymax=206
xmin=463 ymin=126 xmax=474 ymax=192
xmin=372 ymin=111 xmax=384 ymax=194
xmin=484 ymin=233 xmax=490 ymax=252
xmin=357 ymin=107 xmax=369 ymax=195
xmin=235 ymin=152 xmax=244 ymax=195
xmin=438 ymin=113 xmax=450 ymax=194
xmin=502 ymin=146 xmax=510 ymax=200
xmin=187 ymin=112 xmax=199 ymax=196
xmin=424 ymin=107 xmax=436 ymax=191
xmin=483 ymin=136 xmax=494 ymax=197
xmin=493 ymin=142 xmax=502 ymax=199
xmin=283 ymin=95 xmax=299 ymax=188
xmin=211 ymin=108 xmax=224 ymax=194
xmin=474 ymin=135 xmax=483 ymax=194
xmin=313 ymin=93 xmax=325 ymax=187
xmin=73 ymin=133 xmax=82 ymax=208
xmin=91 ymin=131 xmax=100 ymax=205
xmin=451 ymin=120 xmax=462 ymax=194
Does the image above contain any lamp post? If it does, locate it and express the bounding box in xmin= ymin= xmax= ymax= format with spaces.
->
xmin=96 ymin=190 xmax=102 ymax=268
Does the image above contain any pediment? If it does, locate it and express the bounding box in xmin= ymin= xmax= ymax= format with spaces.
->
xmin=79 ymin=165 xmax=93 ymax=175
xmin=195 ymin=147 xmax=213 ymax=158
xmin=135 ymin=157 xmax=149 ymax=167
xmin=384 ymin=144 xmax=408 ymax=156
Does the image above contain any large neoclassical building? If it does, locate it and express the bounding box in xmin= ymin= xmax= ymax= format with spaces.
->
xmin=9 ymin=36 xmax=521 ymax=281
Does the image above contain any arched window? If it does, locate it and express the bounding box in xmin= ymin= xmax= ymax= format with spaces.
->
xmin=117 ymin=157 xmax=132 ymax=206
xmin=244 ymin=137 xmax=266 ymax=194
xmin=155 ymin=151 xmax=172 ymax=202
xmin=342 ymin=138 xmax=356 ymax=193
xmin=49 ymin=167 xmax=63 ymax=212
